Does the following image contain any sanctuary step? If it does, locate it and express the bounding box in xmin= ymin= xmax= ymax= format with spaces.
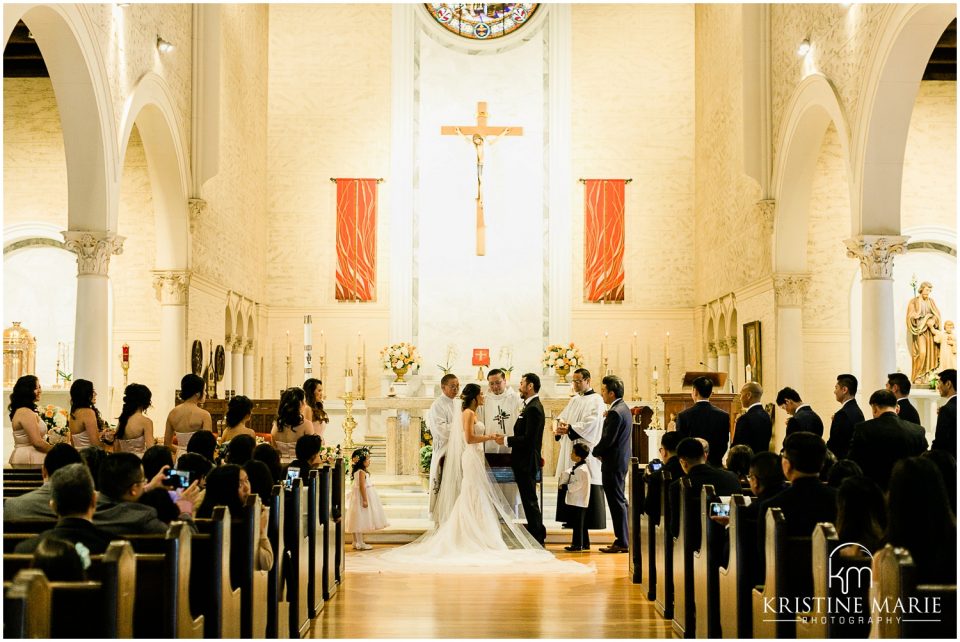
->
xmin=351 ymin=475 xmax=615 ymax=545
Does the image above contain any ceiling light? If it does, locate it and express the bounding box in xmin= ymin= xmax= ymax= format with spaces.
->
xmin=26 ymin=31 xmax=35 ymax=40
xmin=797 ymin=39 xmax=811 ymax=57
xmin=156 ymin=36 xmax=174 ymax=54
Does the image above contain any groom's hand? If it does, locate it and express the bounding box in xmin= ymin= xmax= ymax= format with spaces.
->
xmin=493 ymin=434 xmax=505 ymax=445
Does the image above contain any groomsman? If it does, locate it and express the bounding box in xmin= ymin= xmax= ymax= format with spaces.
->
xmin=886 ymin=372 xmax=922 ymax=427
xmin=776 ymin=387 xmax=824 ymax=437
xmin=827 ymin=374 xmax=864 ymax=460
xmin=933 ymin=368 xmax=957 ymax=457
xmin=593 ymin=375 xmax=632 ymax=554
xmin=426 ymin=374 xmax=459 ymax=520
xmin=675 ymin=376 xmax=730 ymax=467
xmin=732 ymin=382 xmax=773 ymax=454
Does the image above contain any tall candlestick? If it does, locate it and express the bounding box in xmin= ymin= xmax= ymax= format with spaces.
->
xmin=304 ymin=315 xmax=313 ymax=378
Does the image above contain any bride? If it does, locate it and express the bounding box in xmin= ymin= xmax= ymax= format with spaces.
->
xmin=352 ymin=383 xmax=593 ymax=574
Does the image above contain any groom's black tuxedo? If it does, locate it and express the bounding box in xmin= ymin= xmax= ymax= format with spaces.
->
xmin=508 ymin=396 xmax=546 ymax=544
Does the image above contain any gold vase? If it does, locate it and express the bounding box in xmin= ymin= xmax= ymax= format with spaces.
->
xmin=393 ymin=365 xmax=409 ymax=382
xmin=555 ymin=365 xmax=570 ymax=383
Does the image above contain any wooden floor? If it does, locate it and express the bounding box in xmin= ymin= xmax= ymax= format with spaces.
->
xmin=309 ymin=545 xmax=673 ymax=639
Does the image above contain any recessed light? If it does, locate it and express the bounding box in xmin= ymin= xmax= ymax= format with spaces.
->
xmin=156 ymin=36 xmax=174 ymax=54
xmin=797 ymin=39 xmax=811 ymax=57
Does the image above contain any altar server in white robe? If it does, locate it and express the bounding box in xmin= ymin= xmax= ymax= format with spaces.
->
xmin=426 ymin=374 xmax=460 ymax=519
xmin=479 ymin=368 xmax=522 ymax=515
xmin=554 ymin=368 xmax=608 ymax=529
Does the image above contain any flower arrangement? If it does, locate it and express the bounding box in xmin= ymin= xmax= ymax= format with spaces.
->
xmin=542 ymin=343 xmax=584 ymax=371
xmin=41 ymin=405 xmax=70 ymax=444
xmin=437 ymin=344 xmax=458 ymax=374
xmin=381 ymin=342 xmax=420 ymax=370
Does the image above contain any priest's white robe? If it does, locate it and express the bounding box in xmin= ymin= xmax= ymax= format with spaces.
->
xmin=478 ymin=386 xmax=523 ymax=513
xmin=426 ymin=394 xmax=458 ymax=518
xmin=556 ymin=390 xmax=606 ymax=485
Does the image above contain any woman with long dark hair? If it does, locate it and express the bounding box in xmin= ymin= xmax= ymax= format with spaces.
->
xmin=8 ymin=375 xmax=51 ymax=464
xmin=270 ymin=387 xmax=313 ymax=463
xmin=115 ymin=383 xmax=154 ymax=456
xmin=303 ymin=378 xmax=328 ymax=443
xmin=198 ymin=464 xmax=274 ymax=570
xmin=221 ymin=395 xmax=255 ymax=442
xmin=164 ymin=373 xmax=213 ymax=457
xmin=68 ymin=379 xmax=107 ymax=449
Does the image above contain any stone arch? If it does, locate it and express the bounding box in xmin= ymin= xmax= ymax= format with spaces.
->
xmin=772 ymin=74 xmax=852 ymax=272
xmin=118 ymin=73 xmax=190 ymax=269
xmin=4 ymin=4 xmax=117 ymax=231
xmin=853 ymin=3 xmax=957 ymax=235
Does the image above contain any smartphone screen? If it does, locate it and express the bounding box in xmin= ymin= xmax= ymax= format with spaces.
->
xmin=284 ymin=468 xmax=301 ymax=488
xmin=709 ymin=502 xmax=730 ymax=517
xmin=164 ymin=468 xmax=190 ymax=489
xmin=648 ymin=461 xmax=663 ymax=471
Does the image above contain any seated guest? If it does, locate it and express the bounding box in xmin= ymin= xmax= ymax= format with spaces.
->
xmin=5 ymin=443 xmax=81 ymax=521
xmin=271 ymin=387 xmax=315 ymax=463
xmin=819 ymin=448 xmax=838 ymax=483
xmin=642 ymin=430 xmax=684 ymax=523
xmin=244 ymin=460 xmax=275 ymax=506
xmin=15 ymin=463 xmax=113 ymax=555
xmin=669 ymin=437 xmax=741 ymax=538
xmin=79 ymin=446 xmax=106 ymax=490
xmin=29 ymin=536 xmax=87 ymax=582
xmin=835 ymin=475 xmax=885 ymax=556
xmin=776 ymin=386 xmax=824 ymax=437
xmin=757 ymin=432 xmax=837 ymax=578
xmin=886 ymin=372 xmax=922 ymax=427
xmin=253 ymin=442 xmax=283 ymax=483
xmin=922 ymin=449 xmax=956 ymax=515
xmin=724 ymin=444 xmax=754 ymax=487
xmin=676 ymin=377 xmax=730 ymax=467
xmin=827 ymin=374 xmax=865 ymax=460
xmin=732 ymin=382 xmax=772 ymax=454
xmin=932 ymin=368 xmax=957 ymax=457
xmin=826 ymin=459 xmax=864 ymax=488
xmin=287 ymin=434 xmax=324 ymax=479
xmin=186 ymin=429 xmax=218 ymax=463
xmin=94 ymin=453 xmax=198 ymax=535
xmin=199 ymin=464 xmax=274 ymax=571
xmin=142 ymin=444 xmax=175 ymax=481
xmin=886 ymin=456 xmax=956 ymax=584
xmin=848 ymin=389 xmax=928 ymax=489
xmin=224 ymin=434 xmax=256 ymax=466
xmin=220 ymin=395 xmax=256 ymax=442
xmin=176 ymin=452 xmax=214 ymax=489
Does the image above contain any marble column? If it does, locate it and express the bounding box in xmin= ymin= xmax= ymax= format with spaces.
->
xmin=727 ymin=336 xmax=739 ymax=393
xmin=63 ymin=231 xmax=124 ymax=399
xmin=223 ymin=335 xmax=233 ymax=396
xmin=152 ymin=270 xmax=190 ymax=422
xmin=845 ymin=235 xmax=908 ymax=396
xmin=707 ymin=342 xmax=719 ymax=372
xmin=716 ymin=338 xmax=730 ymax=381
xmin=773 ymin=273 xmax=811 ymax=391
xmin=231 ymin=337 xmax=244 ymax=396
xmin=243 ymin=339 xmax=255 ymax=398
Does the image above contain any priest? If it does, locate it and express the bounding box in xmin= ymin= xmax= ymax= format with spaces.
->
xmin=554 ymin=368 xmax=608 ymax=533
xmin=479 ymin=368 xmax=522 ymax=515
xmin=426 ymin=373 xmax=460 ymax=520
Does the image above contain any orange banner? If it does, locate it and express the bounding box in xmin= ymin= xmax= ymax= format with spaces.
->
xmin=335 ymin=179 xmax=378 ymax=302
xmin=583 ymin=179 xmax=625 ymax=302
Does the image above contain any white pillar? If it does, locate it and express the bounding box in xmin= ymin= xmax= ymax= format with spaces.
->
xmin=773 ymin=273 xmax=811 ymax=448
xmin=223 ymin=335 xmax=233 ymax=396
xmin=63 ymin=232 xmax=124 ymax=399
xmin=845 ymin=236 xmax=908 ymax=397
xmin=716 ymin=339 xmax=730 ymax=381
xmin=727 ymin=336 xmax=739 ymax=393
xmin=707 ymin=343 xmax=719 ymax=372
xmin=152 ymin=271 xmax=189 ymax=423
xmin=243 ymin=339 xmax=255 ymax=398
xmin=231 ymin=337 xmax=244 ymax=396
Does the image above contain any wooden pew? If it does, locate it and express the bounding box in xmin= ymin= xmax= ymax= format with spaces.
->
xmin=232 ymin=495 xmax=269 ymax=638
xmin=693 ymin=484 xmax=722 ymax=638
xmin=751 ymin=508 xmax=813 ymax=639
xmin=192 ymin=506 xmax=242 ymax=638
xmin=3 ymin=468 xmax=43 ymax=481
xmin=3 ymin=569 xmax=50 ymax=638
xmin=672 ymin=477 xmax=697 ymax=638
xmin=305 ymin=469 xmax=325 ymax=619
xmin=796 ymin=523 xmax=871 ymax=639
xmin=654 ymin=471 xmax=674 ymax=620
xmin=283 ymin=477 xmax=310 ymax=638
xmin=870 ymin=544 xmax=957 ymax=639
xmin=718 ymin=494 xmax=753 ymax=638
xmin=319 ymin=465 xmax=338 ymax=600
xmin=3 ymin=521 xmax=58 ymax=553
xmin=637 ymin=465 xmax=659 ymax=602
xmin=265 ymin=484 xmax=287 ymax=639
xmin=332 ymin=459 xmax=346 ymax=586
xmin=628 ymin=458 xmax=644 ymax=585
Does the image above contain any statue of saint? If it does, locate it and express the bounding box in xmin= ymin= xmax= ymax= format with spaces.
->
xmin=906 ymin=281 xmax=942 ymax=383
xmin=936 ymin=320 xmax=957 ymax=371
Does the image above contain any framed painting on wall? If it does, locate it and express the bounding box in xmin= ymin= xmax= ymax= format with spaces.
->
xmin=743 ymin=321 xmax=762 ymax=385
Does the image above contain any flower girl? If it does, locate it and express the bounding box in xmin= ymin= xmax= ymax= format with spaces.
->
xmin=345 ymin=448 xmax=388 ymax=550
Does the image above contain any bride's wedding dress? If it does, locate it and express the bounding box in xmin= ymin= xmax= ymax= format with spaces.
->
xmin=350 ymin=414 xmax=594 ymax=575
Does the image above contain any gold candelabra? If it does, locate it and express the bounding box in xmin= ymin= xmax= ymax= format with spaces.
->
xmin=341 ymin=391 xmax=357 ymax=449
xmin=665 ymin=356 xmax=671 ymax=394
xmin=652 ymin=375 xmax=662 ymax=429
xmin=631 ymin=356 xmax=640 ymax=401
xmin=356 ymin=355 xmax=366 ymax=401
xmin=285 ymin=354 xmax=291 ymax=390
xmin=318 ymin=355 xmax=326 ymax=393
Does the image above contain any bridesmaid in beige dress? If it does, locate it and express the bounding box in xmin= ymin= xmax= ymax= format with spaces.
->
xmin=270 ymin=387 xmax=314 ymax=463
xmin=303 ymin=378 xmax=329 ymax=444
xmin=67 ymin=379 xmax=108 ymax=449
xmin=164 ymin=374 xmax=213 ymax=458
xmin=8 ymin=375 xmax=51 ymax=465
xmin=115 ymin=383 xmax=155 ymax=456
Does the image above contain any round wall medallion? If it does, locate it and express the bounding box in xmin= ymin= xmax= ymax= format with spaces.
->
xmin=424 ymin=3 xmax=539 ymax=41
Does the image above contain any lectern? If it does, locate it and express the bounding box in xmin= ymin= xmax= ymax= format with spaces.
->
xmin=659 ymin=372 xmax=741 ymax=441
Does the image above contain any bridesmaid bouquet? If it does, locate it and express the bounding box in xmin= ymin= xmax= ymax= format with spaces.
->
xmin=41 ymin=405 xmax=70 ymax=444
xmin=542 ymin=343 xmax=584 ymax=371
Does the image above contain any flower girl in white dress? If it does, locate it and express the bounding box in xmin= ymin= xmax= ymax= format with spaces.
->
xmin=345 ymin=449 xmax=388 ymax=550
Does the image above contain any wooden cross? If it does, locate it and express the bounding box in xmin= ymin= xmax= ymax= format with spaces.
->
xmin=441 ymin=101 xmax=523 ymax=256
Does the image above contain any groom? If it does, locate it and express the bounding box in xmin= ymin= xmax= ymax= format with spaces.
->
xmin=498 ymin=372 xmax=547 ymax=545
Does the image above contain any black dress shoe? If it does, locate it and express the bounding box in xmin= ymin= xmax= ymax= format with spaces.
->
xmin=564 ymin=545 xmax=582 ymax=552
xmin=561 ymin=523 xmax=572 ymax=529
xmin=599 ymin=544 xmax=628 ymax=554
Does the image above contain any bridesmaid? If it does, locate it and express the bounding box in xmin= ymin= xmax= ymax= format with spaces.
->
xmin=221 ymin=395 xmax=256 ymax=442
xmin=303 ymin=378 xmax=329 ymax=444
xmin=164 ymin=374 xmax=213 ymax=457
xmin=8 ymin=375 xmax=51 ymax=464
xmin=114 ymin=383 xmax=155 ymax=456
xmin=68 ymin=379 xmax=108 ymax=449
xmin=270 ymin=387 xmax=314 ymax=463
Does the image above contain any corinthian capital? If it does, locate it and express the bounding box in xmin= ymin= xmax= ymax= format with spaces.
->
xmin=845 ymin=235 xmax=909 ymax=280
xmin=152 ymin=270 xmax=191 ymax=305
xmin=773 ymin=273 xmax=811 ymax=307
xmin=708 ymin=342 xmax=718 ymax=358
xmin=757 ymin=199 xmax=776 ymax=236
xmin=188 ymin=198 xmax=207 ymax=235
xmin=716 ymin=338 xmax=729 ymax=354
xmin=62 ymin=231 xmax=125 ymax=276
xmin=727 ymin=336 xmax=738 ymax=350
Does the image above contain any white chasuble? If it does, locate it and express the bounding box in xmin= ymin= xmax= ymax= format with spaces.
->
xmin=479 ymin=387 xmax=521 ymax=455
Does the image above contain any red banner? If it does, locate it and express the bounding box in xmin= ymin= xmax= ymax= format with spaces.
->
xmin=583 ymin=179 xmax=625 ymax=302
xmin=335 ymin=179 xmax=378 ymax=302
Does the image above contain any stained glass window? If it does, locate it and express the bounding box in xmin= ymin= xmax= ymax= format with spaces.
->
xmin=424 ymin=4 xmax=540 ymax=41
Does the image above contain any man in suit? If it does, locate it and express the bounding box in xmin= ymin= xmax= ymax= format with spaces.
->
xmin=756 ymin=432 xmax=837 ymax=579
xmin=886 ymin=372 xmax=922 ymax=426
xmin=593 ymin=374 xmax=633 ymax=553
xmin=776 ymin=387 xmax=824 ymax=437
xmin=932 ymin=368 xmax=957 ymax=457
xmin=826 ymin=374 xmax=864 ymax=459
xmin=668 ymin=438 xmax=741 ymax=541
xmin=642 ymin=430 xmax=684 ymax=525
xmin=3 ymin=443 xmax=81 ymax=521
xmin=732 ymin=382 xmax=772 ymax=455
xmin=504 ymin=373 xmax=546 ymax=545
xmin=848 ymin=390 xmax=928 ymax=489
xmin=675 ymin=376 xmax=730 ymax=467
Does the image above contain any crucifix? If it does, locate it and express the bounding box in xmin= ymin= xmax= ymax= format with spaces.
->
xmin=441 ymin=101 xmax=523 ymax=256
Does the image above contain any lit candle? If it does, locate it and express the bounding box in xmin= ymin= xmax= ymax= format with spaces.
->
xmin=652 ymin=367 xmax=659 ymax=381
xmin=665 ymin=332 xmax=670 ymax=361
xmin=632 ymin=332 xmax=638 ymax=361
xmin=345 ymin=374 xmax=354 ymax=393
xmin=303 ymin=315 xmax=312 ymax=347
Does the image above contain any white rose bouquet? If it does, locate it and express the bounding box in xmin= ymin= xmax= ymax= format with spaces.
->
xmin=380 ymin=342 xmax=421 ymax=371
xmin=542 ymin=342 xmax=584 ymax=372
xmin=41 ymin=405 xmax=70 ymax=444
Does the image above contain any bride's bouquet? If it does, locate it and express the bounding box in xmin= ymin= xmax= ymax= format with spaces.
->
xmin=41 ymin=405 xmax=70 ymax=444
xmin=380 ymin=342 xmax=421 ymax=371
xmin=542 ymin=343 xmax=584 ymax=373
